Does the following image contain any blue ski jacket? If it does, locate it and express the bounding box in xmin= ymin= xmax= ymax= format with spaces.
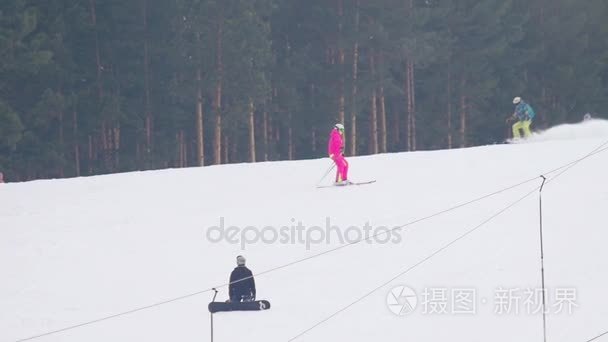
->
xmin=515 ymin=101 xmax=536 ymax=121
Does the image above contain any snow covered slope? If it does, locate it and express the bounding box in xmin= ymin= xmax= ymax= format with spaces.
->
xmin=2 ymin=121 xmax=608 ymax=342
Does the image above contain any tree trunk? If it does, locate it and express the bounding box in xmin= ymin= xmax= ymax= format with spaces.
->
xmin=113 ymin=124 xmax=120 ymax=168
xmin=339 ymin=62 xmax=345 ymax=125
xmin=310 ymin=84 xmax=318 ymax=154
xmin=104 ymin=123 xmax=113 ymax=172
xmin=175 ymin=132 xmax=179 ymax=167
xmin=184 ymin=132 xmax=188 ymax=166
xmin=541 ymin=86 xmax=547 ymax=127
xmin=447 ymin=61 xmax=453 ymax=149
xmin=539 ymin=0 xmax=547 ymax=128
xmin=142 ymin=0 xmax=152 ymax=158
xmin=89 ymin=0 xmax=103 ymax=99
xmin=337 ymin=0 xmax=345 ymax=125
xmin=288 ymin=113 xmax=294 ymax=160
xmin=196 ymin=65 xmax=204 ymax=166
xmin=58 ymin=107 xmax=64 ymax=177
xmin=409 ymin=0 xmax=416 ymax=150
xmin=392 ymin=106 xmax=400 ymax=150
xmin=460 ymin=76 xmax=467 ymax=148
xmin=213 ymin=13 xmax=224 ymax=165
xmin=89 ymin=0 xmax=103 ymax=173
xmin=405 ymin=60 xmax=417 ymax=151
xmin=370 ymin=89 xmax=378 ymax=154
xmin=73 ymin=109 xmax=80 ymax=177
xmin=349 ymin=0 xmax=360 ymax=156
xmin=409 ymin=61 xmax=417 ymax=151
xmin=181 ymin=131 xmax=187 ymax=167
xmin=231 ymin=135 xmax=238 ymax=163
xmin=224 ymin=135 xmax=229 ymax=164
xmin=405 ymin=61 xmax=412 ymax=151
xmin=263 ymin=108 xmax=269 ymax=161
xmin=275 ymin=120 xmax=280 ymax=158
xmin=214 ymin=93 xmax=222 ymax=164
xmin=249 ymin=98 xmax=256 ymax=162
xmin=268 ymin=114 xmax=274 ymax=159
xmin=370 ymin=55 xmax=378 ymax=154
xmin=379 ymin=86 xmax=387 ymax=153
xmin=100 ymin=121 xmax=108 ymax=171
xmin=88 ymin=135 xmax=93 ymax=175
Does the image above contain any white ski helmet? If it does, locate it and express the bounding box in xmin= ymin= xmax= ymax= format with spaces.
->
xmin=334 ymin=123 xmax=344 ymax=131
xmin=236 ymin=255 xmax=246 ymax=266
xmin=513 ymin=97 xmax=522 ymax=104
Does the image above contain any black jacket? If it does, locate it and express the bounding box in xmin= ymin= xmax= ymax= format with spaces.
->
xmin=229 ymin=266 xmax=256 ymax=298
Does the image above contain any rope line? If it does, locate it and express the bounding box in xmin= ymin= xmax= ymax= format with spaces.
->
xmin=584 ymin=330 xmax=608 ymax=342
xmin=15 ymin=289 xmax=211 ymax=342
xmin=545 ymin=140 xmax=608 ymax=185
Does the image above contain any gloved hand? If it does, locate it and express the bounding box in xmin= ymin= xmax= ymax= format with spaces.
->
xmin=329 ymin=154 xmax=334 ymax=159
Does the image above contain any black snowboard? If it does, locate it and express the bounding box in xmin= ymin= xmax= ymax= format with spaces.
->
xmin=208 ymin=300 xmax=271 ymax=313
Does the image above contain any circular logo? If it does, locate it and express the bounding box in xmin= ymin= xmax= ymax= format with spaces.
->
xmin=386 ymin=285 xmax=417 ymax=316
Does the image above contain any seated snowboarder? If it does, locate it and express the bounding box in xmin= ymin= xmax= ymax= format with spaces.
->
xmin=228 ymin=255 xmax=256 ymax=303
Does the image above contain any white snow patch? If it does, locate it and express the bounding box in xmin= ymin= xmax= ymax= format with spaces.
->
xmin=1 ymin=122 xmax=608 ymax=342
xmin=515 ymin=118 xmax=608 ymax=143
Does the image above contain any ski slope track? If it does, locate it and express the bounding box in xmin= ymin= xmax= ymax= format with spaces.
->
xmin=2 ymin=120 xmax=608 ymax=342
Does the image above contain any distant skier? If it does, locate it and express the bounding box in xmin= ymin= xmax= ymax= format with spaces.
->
xmin=0 ymin=172 xmax=4 ymax=183
xmin=328 ymin=123 xmax=350 ymax=185
xmin=507 ymin=97 xmax=536 ymax=139
xmin=228 ymin=255 xmax=256 ymax=303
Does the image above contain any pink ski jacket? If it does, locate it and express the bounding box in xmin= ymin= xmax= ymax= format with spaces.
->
xmin=327 ymin=128 xmax=344 ymax=157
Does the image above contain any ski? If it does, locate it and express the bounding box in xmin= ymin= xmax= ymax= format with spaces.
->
xmin=316 ymin=180 xmax=376 ymax=188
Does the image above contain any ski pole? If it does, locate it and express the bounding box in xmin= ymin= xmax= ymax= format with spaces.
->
xmin=317 ymin=161 xmax=335 ymax=186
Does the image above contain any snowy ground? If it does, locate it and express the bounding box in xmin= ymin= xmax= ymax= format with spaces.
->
xmin=1 ymin=121 xmax=608 ymax=342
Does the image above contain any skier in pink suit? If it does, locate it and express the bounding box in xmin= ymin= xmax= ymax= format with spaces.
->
xmin=327 ymin=123 xmax=350 ymax=185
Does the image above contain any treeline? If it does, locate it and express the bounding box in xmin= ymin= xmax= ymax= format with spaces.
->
xmin=1 ymin=0 xmax=607 ymax=181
